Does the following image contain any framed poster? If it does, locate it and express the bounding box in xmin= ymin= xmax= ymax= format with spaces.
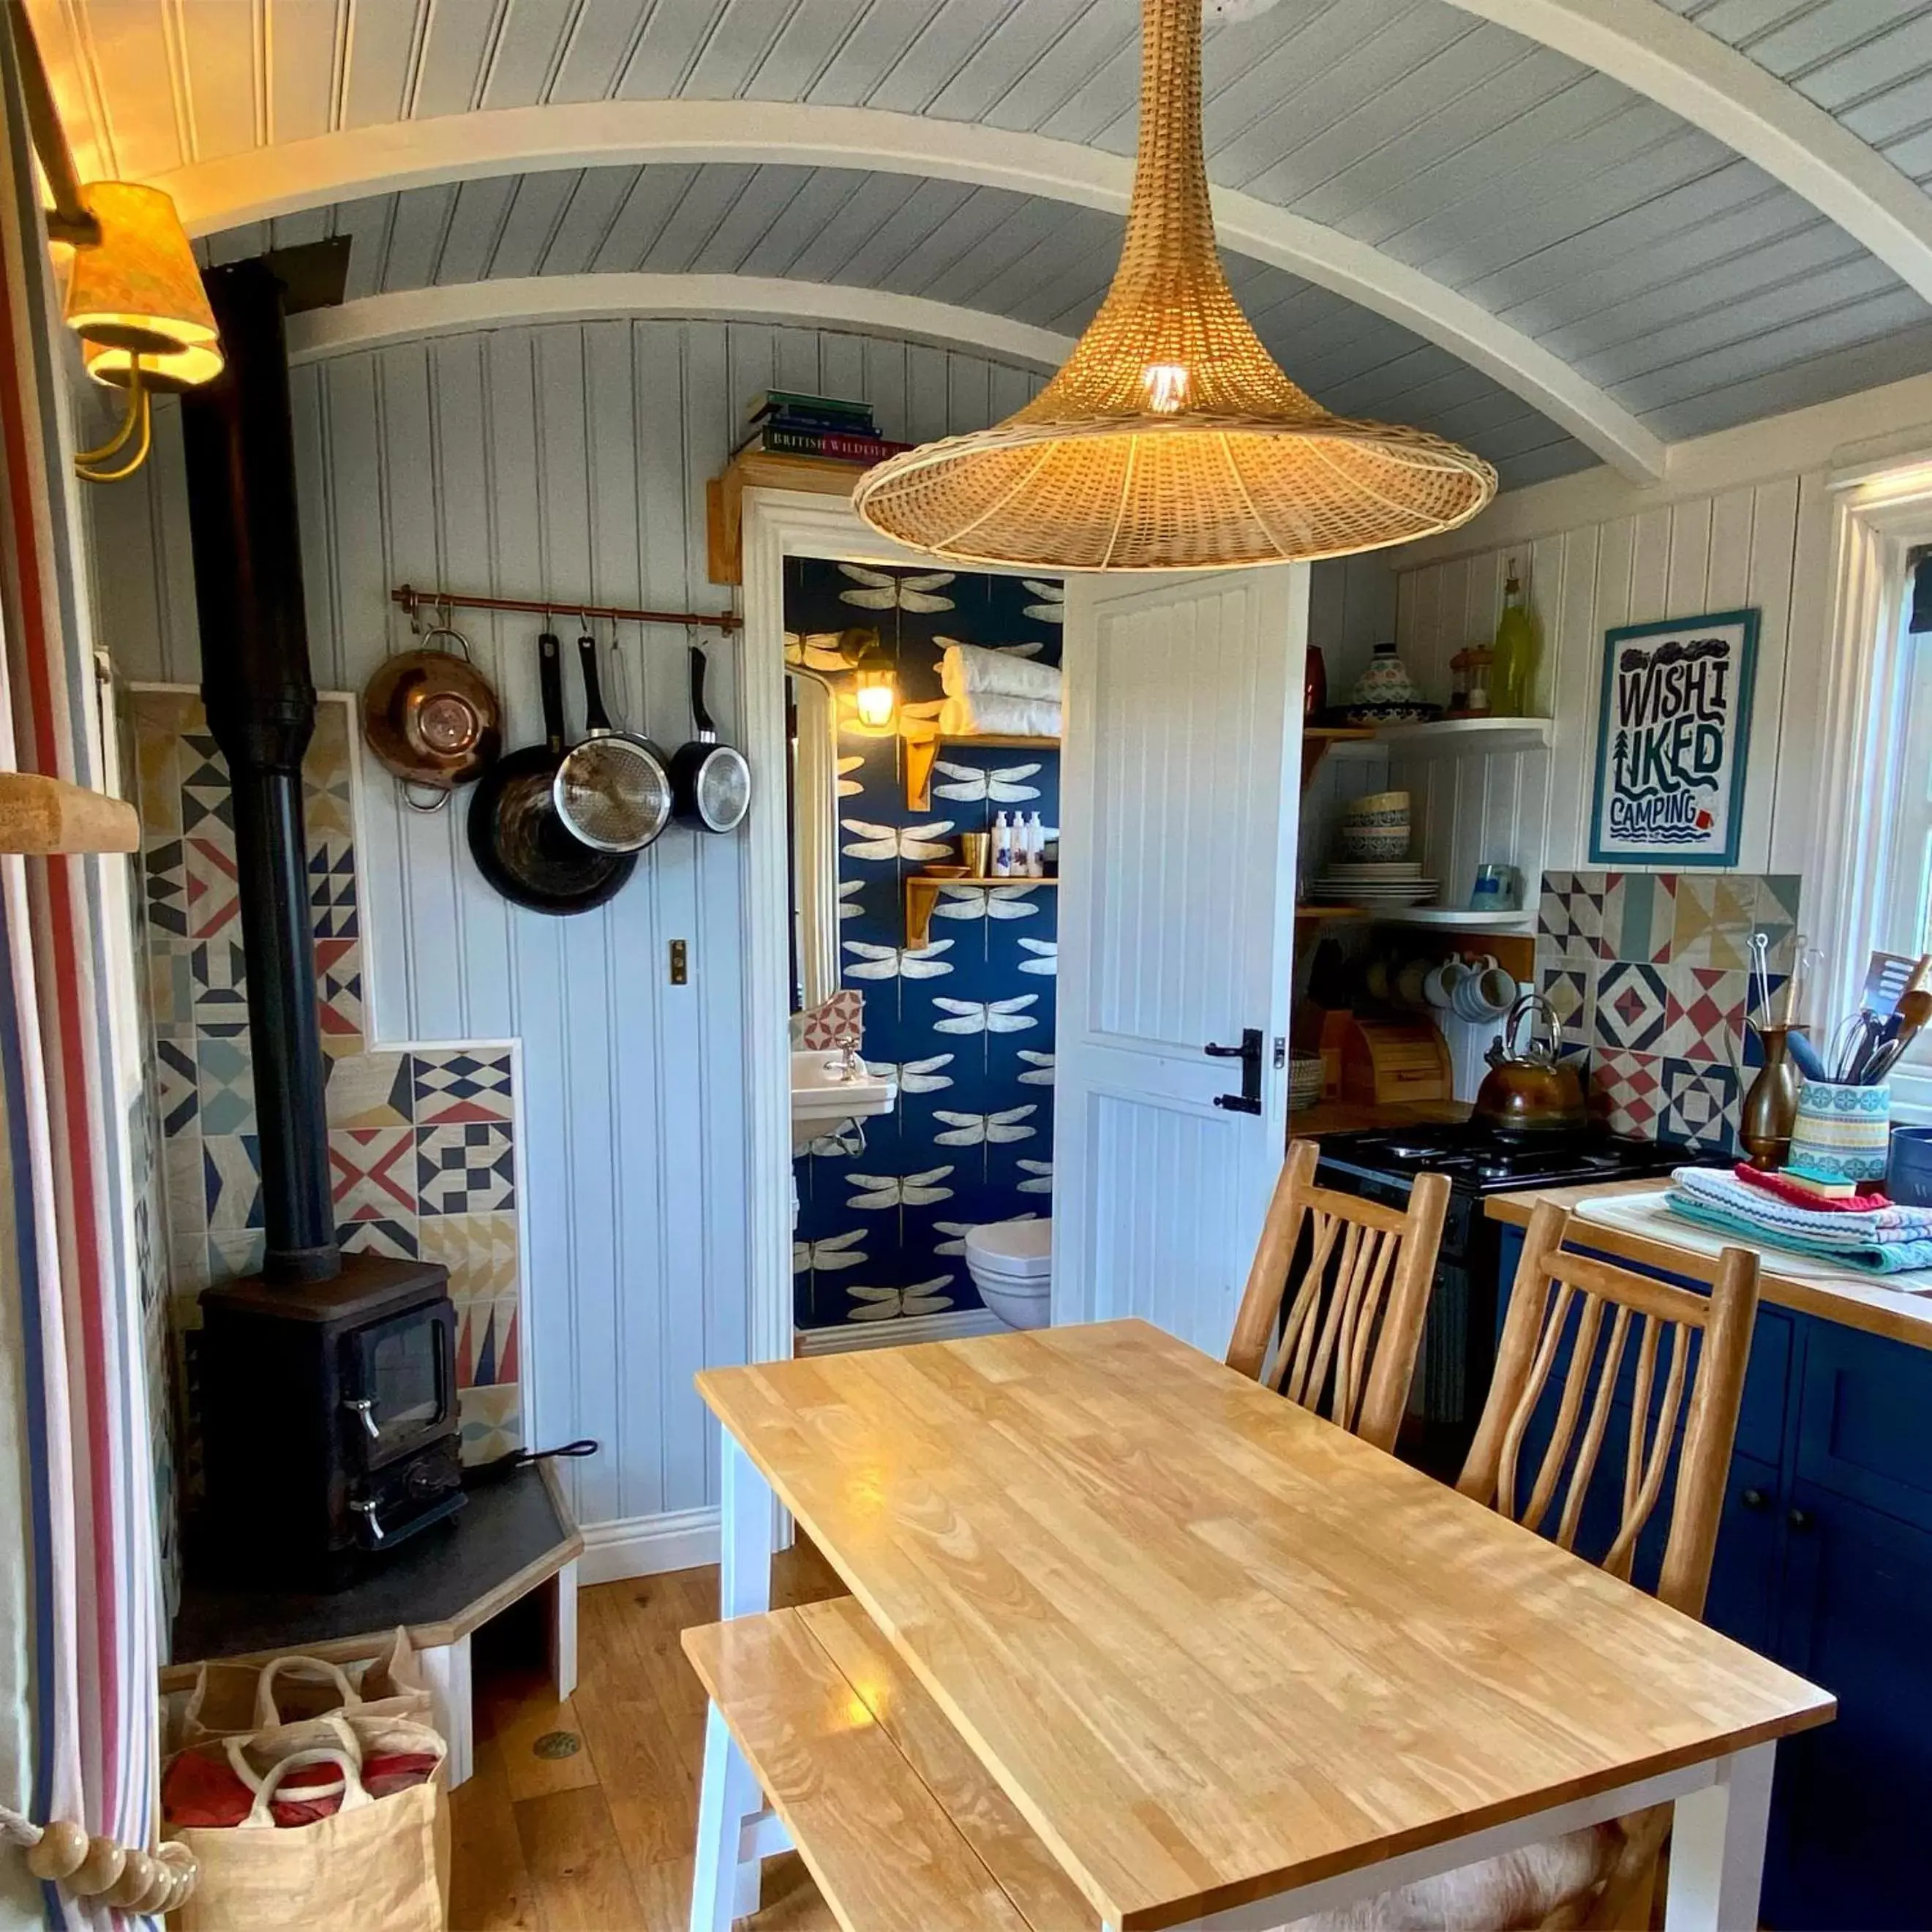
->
xmin=1588 ymin=608 xmax=1759 ymax=868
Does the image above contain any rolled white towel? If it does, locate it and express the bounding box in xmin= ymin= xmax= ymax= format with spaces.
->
xmin=939 ymin=639 xmax=1062 ymax=703
xmin=938 ymin=693 xmax=1063 ymax=739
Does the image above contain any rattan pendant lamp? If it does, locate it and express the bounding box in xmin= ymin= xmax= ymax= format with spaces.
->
xmin=852 ymin=0 xmax=1498 ymax=571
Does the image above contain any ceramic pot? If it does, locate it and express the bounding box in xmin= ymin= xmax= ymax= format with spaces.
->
xmin=1788 ymin=1078 xmax=1892 ymax=1184
xmin=1349 ymin=642 xmax=1421 ymax=710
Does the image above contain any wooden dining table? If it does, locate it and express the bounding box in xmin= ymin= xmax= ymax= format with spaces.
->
xmin=689 ymin=1318 xmax=1833 ymax=1931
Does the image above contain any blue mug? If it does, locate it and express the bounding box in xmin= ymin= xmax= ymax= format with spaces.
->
xmin=1470 ymin=863 xmax=1523 ymax=914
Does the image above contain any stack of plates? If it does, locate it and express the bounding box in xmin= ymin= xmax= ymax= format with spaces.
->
xmin=1308 ymin=861 xmax=1440 ymax=909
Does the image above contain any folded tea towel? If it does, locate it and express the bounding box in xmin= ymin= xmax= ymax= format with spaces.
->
xmin=1671 ymin=1165 xmax=1932 ymax=1246
xmin=1666 ymin=1167 xmax=1932 ymax=1274
xmin=937 ymin=691 xmax=1063 ymax=738
xmin=1734 ymin=1162 xmax=1890 ymax=1211
xmin=939 ymin=639 xmax=1062 ymax=704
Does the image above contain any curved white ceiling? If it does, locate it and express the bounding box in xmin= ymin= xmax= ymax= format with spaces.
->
xmin=154 ymin=99 xmax=1663 ymax=478
xmin=29 ymin=0 xmax=1932 ymax=486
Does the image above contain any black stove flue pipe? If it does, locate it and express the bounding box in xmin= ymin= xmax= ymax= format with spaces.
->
xmin=179 ymin=260 xmax=339 ymax=1285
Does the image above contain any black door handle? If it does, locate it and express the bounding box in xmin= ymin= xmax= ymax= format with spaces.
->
xmin=1206 ymin=1028 xmax=1263 ymax=1115
xmin=1787 ymin=1506 xmax=1814 ymax=1532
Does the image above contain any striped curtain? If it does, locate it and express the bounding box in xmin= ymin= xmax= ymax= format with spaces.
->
xmin=0 ymin=25 xmax=161 ymax=1932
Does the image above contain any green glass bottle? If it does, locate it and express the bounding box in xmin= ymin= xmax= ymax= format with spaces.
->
xmin=1492 ymin=561 xmax=1537 ymax=716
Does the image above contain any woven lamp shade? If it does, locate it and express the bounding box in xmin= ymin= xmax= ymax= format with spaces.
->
xmin=852 ymin=0 xmax=1497 ymax=571
xmin=64 ymin=182 xmax=223 ymax=393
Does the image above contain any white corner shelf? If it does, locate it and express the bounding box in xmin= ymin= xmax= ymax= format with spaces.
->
xmin=1373 ymin=716 xmax=1554 ymax=752
xmin=1374 ymin=908 xmax=1538 ymax=936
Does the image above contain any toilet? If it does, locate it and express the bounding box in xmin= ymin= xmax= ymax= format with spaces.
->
xmin=963 ymin=1218 xmax=1053 ymax=1331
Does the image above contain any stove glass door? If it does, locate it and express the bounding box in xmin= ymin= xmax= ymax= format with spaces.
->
xmin=344 ymin=1304 xmax=454 ymax=1469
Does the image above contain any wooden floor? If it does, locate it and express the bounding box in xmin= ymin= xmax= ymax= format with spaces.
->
xmin=451 ymin=1543 xmax=846 ymax=1931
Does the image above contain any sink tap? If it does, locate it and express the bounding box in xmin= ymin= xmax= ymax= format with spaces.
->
xmin=832 ymin=1029 xmax=864 ymax=1082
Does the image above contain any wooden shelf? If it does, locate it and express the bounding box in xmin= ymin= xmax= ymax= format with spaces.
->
xmin=707 ymin=450 xmax=876 ymax=585
xmin=906 ymin=732 xmax=1060 ymax=811
xmin=906 ymin=873 xmax=1059 ymax=950
xmin=1374 ymin=716 xmax=1554 ymax=752
xmin=0 ymin=772 xmax=138 ymax=854
xmin=1299 ymin=725 xmax=1374 ymax=792
xmin=1293 ymin=903 xmax=1369 ymax=922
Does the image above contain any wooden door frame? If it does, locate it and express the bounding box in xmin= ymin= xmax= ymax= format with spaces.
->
xmin=737 ymin=489 xmax=1057 ymax=1370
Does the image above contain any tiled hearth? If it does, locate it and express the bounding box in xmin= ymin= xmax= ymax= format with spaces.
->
xmin=126 ymin=689 xmax=525 ymax=1489
xmin=1536 ymin=869 xmax=1802 ymax=1154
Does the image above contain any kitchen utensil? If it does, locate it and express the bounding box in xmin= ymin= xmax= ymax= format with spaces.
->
xmin=1830 ymin=1010 xmax=1887 ymax=1083
xmin=1750 ymin=931 xmax=1773 ymax=1034
xmin=1789 ymin=1078 xmax=1893 ymax=1185
xmin=552 ymin=634 xmax=674 ymax=854
xmin=1739 ymin=1025 xmax=1800 ymax=1168
xmin=360 ymin=623 xmax=503 ymax=811
xmin=467 ymin=632 xmax=636 ymax=916
xmin=1865 ymin=984 xmax=1932 ymax=1081
xmin=1786 ymin=1027 xmax=1829 ymax=1083
xmin=669 ymin=644 xmax=752 ymax=832
xmin=1473 ymin=992 xmax=1587 ymax=1136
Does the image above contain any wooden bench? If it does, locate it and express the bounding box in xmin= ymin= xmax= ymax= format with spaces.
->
xmin=682 ymin=1598 xmax=1095 ymax=1930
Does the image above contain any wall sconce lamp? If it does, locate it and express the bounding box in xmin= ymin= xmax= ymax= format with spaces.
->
xmin=10 ymin=7 xmax=222 ymax=482
xmin=843 ymin=628 xmax=898 ymax=734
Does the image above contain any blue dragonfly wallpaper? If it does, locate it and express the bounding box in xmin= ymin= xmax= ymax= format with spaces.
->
xmin=786 ymin=557 xmax=1064 ymax=1331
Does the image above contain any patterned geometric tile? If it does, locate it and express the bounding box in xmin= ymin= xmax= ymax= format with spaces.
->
xmin=1609 ymin=871 xmax=1677 ymax=964
xmin=1664 ymin=967 xmax=1747 ymax=1067
xmin=456 ymin=1296 xmax=519 ymax=1390
xmin=155 ymin=1037 xmax=198 ymax=1136
xmin=339 ymin=1217 xmax=420 ymax=1261
xmin=1539 ymin=966 xmax=1596 ymax=1045
xmin=315 ymin=938 xmax=364 ymax=1058
xmin=309 ymin=835 xmax=358 ymax=941
xmin=195 ymin=1034 xmax=255 ymax=1136
xmin=203 ymin=1133 xmax=262 ymax=1233
xmin=418 ymin=1210 xmax=519 ymax=1304
xmin=1754 ymin=873 xmax=1804 ymax=975
xmin=326 ymin=1050 xmax=413 ymax=1129
xmin=1594 ymin=963 xmax=1671 ymax=1053
xmin=411 ymin=1049 xmax=514 ymax=1126
xmin=417 ymin=1123 xmax=516 ymax=1216
xmin=206 ymin=1229 xmax=263 ymax=1289
xmin=146 ymin=940 xmax=196 ymax=1035
xmin=457 ymin=1383 xmax=522 ymax=1466
xmin=1671 ymin=873 xmax=1756 ymax=971
xmin=144 ymin=839 xmax=187 ymax=938
xmin=164 ymin=1129 xmax=207 ymax=1252
xmin=179 ymin=734 xmax=233 ymax=835
xmin=190 ymin=936 xmax=248 ymax=1021
xmin=1588 ymin=1048 xmax=1664 ymax=1140
xmin=330 ymin=1126 xmax=418 ymax=1222
xmin=1536 ymin=870 xmax=1602 ymax=969
xmin=1659 ymin=1058 xmax=1740 ymax=1157
xmin=184 ymin=835 xmax=240 ymax=941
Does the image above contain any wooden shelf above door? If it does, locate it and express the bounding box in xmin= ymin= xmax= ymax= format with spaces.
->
xmin=706 ymin=451 xmax=873 ymax=585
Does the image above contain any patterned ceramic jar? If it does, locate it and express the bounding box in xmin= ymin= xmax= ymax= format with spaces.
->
xmin=1787 ymin=1079 xmax=1893 ymax=1184
xmin=1350 ymin=642 xmax=1421 ymax=710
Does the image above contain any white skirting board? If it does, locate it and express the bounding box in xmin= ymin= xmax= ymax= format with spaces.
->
xmin=579 ymin=1506 xmax=723 ymax=1585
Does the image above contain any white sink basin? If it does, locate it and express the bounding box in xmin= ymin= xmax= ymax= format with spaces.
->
xmin=791 ymin=1050 xmax=898 ymax=1154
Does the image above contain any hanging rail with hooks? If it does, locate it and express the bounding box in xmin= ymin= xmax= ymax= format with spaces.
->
xmin=391 ymin=583 xmax=741 ymax=633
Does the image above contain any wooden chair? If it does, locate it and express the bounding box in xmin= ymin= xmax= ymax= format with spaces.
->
xmin=1225 ymin=1140 xmax=1450 ymax=1453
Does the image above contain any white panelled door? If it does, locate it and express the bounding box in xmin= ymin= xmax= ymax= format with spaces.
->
xmin=1053 ymin=567 xmax=1307 ymax=1353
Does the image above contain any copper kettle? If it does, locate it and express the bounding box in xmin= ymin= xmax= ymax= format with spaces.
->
xmin=361 ymin=623 xmax=503 ymax=811
xmin=1473 ymin=991 xmax=1588 ymax=1136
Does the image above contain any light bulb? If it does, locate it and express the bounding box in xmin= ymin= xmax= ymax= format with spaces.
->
xmin=1143 ymin=363 xmax=1190 ymax=413
xmin=854 ymin=670 xmax=896 ymax=731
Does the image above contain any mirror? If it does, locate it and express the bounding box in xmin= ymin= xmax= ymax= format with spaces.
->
xmin=788 ymin=669 xmax=841 ymax=1013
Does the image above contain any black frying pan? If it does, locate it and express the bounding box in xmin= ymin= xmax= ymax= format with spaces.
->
xmin=669 ymin=644 xmax=752 ymax=832
xmin=467 ymin=631 xmax=636 ymax=914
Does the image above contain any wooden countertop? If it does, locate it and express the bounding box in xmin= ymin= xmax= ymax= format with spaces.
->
xmin=1487 ymin=1179 xmax=1932 ymax=1352
xmin=699 ymin=1319 xmax=1830 ymax=1930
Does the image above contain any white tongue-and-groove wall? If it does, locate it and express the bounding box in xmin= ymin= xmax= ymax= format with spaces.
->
xmin=90 ymin=316 xmax=1040 ymax=1570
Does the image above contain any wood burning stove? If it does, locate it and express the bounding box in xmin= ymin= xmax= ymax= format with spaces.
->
xmin=181 ymin=258 xmax=463 ymax=1585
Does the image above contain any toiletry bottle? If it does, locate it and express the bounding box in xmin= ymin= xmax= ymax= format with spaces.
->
xmin=992 ymin=811 xmax=1012 ymax=878
xmin=1492 ymin=562 xmax=1537 ymax=717
xmin=1026 ymin=811 xmax=1045 ymax=878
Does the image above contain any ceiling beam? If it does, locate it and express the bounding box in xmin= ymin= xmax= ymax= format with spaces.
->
xmin=1442 ymin=0 xmax=1932 ymax=304
xmin=285 ymin=275 xmax=1075 ymax=372
xmin=148 ymin=99 xmax=1664 ymax=483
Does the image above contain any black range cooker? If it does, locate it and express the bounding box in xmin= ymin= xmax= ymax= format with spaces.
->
xmin=1313 ymin=1124 xmax=1686 ymax=1476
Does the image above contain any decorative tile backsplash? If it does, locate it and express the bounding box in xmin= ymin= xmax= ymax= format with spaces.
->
xmin=1536 ymin=869 xmax=1802 ymax=1155
xmin=786 ymin=559 xmax=1061 ymax=1332
xmin=126 ymin=689 xmax=525 ymax=1478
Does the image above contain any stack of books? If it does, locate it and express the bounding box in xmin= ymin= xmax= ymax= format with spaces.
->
xmin=735 ymin=391 xmax=909 ymax=464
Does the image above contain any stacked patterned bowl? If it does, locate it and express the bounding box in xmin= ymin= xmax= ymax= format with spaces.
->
xmin=1309 ymin=791 xmax=1440 ymax=909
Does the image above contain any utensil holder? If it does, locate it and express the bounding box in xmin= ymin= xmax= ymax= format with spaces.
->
xmin=1788 ymin=1078 xmax=1893 ymax=1185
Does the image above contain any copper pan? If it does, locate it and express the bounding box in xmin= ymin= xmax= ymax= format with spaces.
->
xmin=361 ymin=625 xmax=503 ymax=811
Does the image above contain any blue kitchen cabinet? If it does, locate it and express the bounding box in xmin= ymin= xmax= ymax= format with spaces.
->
xmin=1493 ymin=1225 xmax=1932 ymax=1930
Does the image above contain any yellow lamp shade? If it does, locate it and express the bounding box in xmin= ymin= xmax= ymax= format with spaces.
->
xmin=853 ymin=665 xmax=897 ymax=732
xmin=64 ymin=182 xmax=222 ymax=391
